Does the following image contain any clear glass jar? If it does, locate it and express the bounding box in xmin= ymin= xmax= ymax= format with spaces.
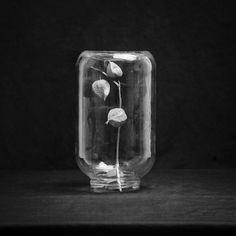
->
xmin=76 ymin=51 xmax=156 ymax=192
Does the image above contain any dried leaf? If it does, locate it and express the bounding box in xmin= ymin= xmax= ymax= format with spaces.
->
xmin=105 ymin=108 xmax=127 ymax=127
xmin=95 ymin=161 xmax=114 ymax=172
xmin=106 ymin=62 xmax=123 ymax=78
xmin=92 ymin=79 xmax=110 ymax=101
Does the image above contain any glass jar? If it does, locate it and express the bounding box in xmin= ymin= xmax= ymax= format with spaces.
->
xmin=76 ymin=51 xmax=156 ymax=192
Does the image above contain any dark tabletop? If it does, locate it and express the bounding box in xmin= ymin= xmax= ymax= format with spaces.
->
xmin=0 ymin=169 xmax=235 ymax=233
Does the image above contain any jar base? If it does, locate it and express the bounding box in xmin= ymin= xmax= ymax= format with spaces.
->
xmin=90 ymin=177 xmax=140 ymax=193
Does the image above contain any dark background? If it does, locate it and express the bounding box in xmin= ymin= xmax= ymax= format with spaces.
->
xmin=0 ymin=0 xmax=235 ymax=170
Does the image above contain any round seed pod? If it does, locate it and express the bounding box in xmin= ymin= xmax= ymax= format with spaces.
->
xmin=92 ymin=79 xmax=110 ymax=101
xmin=106 ymin=62 xmax=123 ymax=78
xmin=105 ymin=108 xmax=127 ymax=127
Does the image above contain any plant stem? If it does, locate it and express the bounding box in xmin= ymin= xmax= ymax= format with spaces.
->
xmin=116 ymin=80 xmax=122 ymax=192
xmin=116 ymin=127 xmax=122 ymax=191
xmin=118 ymin=81 xmax=122 ymax=107
xmin=90 ymin=66 xmax=108 ymax=77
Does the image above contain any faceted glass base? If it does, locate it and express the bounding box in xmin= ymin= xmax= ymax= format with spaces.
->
xmin=90 ymin=177 xmax=140 ymax=193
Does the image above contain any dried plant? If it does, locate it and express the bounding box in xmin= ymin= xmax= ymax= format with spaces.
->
xmin=91 ymin=62 xmax=127 ymax=191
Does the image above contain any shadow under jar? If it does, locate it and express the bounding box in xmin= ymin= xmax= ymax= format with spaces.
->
xmin=76 ymin=51 xmax=156 ymax=193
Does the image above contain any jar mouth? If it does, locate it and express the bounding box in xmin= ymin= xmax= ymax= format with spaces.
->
xmin=90 ymin=176 xmax=140 ymax=193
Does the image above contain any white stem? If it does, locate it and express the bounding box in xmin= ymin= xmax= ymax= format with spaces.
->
xmin=118 ymin=81 xmax=122 ymax=107
xmin=116 ymin=127 xmax=122 ymax=191
xmin=116 ymin=80 xmax=122 ymax=192
xmin=90 ymin=66 xmax=108 ymax=77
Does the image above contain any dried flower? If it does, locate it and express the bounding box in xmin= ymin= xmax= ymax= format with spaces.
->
xmin=106 ymin=62 xmax=123 ymax=78
xmin=105 ymin=108 xmax=127 ymax=127
xmin=92 ymin=79 xmax=110 ymax=101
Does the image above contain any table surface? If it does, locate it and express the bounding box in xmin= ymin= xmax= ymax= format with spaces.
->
xmin=0 ymin=169 xmax=236 ymax=231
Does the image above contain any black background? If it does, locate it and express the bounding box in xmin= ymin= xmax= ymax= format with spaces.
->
xmin=0 ymin=0 xmax=235 ymax=170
